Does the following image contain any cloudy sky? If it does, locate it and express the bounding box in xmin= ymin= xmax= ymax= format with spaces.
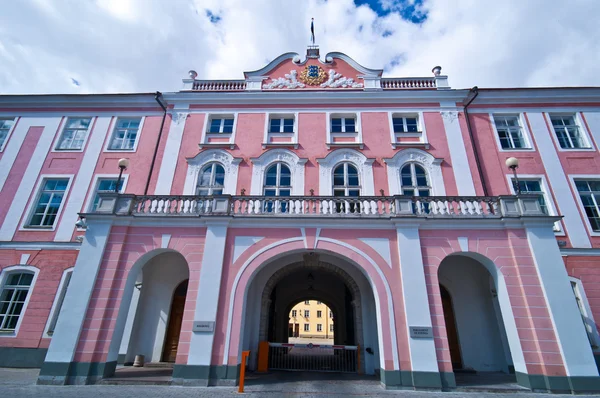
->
xmin=1 ymin=0 xmax=599 ymax=94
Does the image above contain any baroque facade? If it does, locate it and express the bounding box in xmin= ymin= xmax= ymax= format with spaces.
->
xmin=0 ymin=46 xmax=599 ymax=392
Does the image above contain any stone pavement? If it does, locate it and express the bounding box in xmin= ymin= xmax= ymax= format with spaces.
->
xmin=1 ymin=367 xmax=599 ymax=397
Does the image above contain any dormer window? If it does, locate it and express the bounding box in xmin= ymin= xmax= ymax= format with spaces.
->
xmin=331 ymin=117 xmax=356 ymax=133
xmin=270 ymin=118 xmax=294 ymax=133
xmin=208 ymin=117 xmax=234 ymax=134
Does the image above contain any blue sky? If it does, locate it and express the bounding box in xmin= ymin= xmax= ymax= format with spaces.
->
xmin=0 ymin=0 xmax=599 ymax=94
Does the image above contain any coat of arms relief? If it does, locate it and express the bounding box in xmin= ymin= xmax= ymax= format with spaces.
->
xmin=263 ymin=65 xmax=364 ymax=89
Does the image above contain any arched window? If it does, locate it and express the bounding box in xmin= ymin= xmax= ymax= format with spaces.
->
xmin=0 ymin=271 xmax=34 ymax=331
xmin=264 ymin=163 xmax=291 ymax=197
xmin=401 ymin=163 xmax=430 ymax=197
xmin=196 ymin=163 xmax=225 ymax=195
xmin=333 ymin=163 xmax=360 ymax=197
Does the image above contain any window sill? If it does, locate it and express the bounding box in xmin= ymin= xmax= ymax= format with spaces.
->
xmin=198 ymin=142 xmax=235 ymax=150
xmin=53 ymin=147 xmax=85 ymax=152
xmin=105 ymin=148 xmax=136 ymax=152
xmin=22 ymin=225 xmax=54 ymax=230
xmin=0 ymin=330 xmax=16 ymax=337
xmin=498 ymin=147 xmax=535 ymax=152
xmin=557 ymin=147 xmax=595 ymax=152
xmin=262 ymin=142 xmax=298 ymax=149
xmin=326 ymin=142 xmax=364 ymax=150
xmin=392 ymin=142 xmax=430 ymax=149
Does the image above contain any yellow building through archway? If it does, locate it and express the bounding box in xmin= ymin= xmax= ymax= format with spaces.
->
xmin=288 ymin=300 xmax=334 ymax=340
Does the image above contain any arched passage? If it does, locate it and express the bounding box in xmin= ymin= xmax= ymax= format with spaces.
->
xmin=438 ymin=253 xmax=521 ymax=380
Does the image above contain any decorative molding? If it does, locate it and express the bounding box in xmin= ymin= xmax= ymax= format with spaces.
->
xmin=169 ymin=111 xmax=189 ymax=125
xmin=262 ymin=70 xmax=305 ymax=89
xmin=250 ymin=148 xmax=307 ymax=195
xmin=384 ymin=148 xmax=446 ymax=196
xmin=321 ymin=70 xmax=363 ymax=88
xmin=317 ymin=148 xmax=375 ymax=196
xmin=184 ymin=149 xmax=242 ymax=195
xmin=440 ymin=111 xmax=458 ymax=123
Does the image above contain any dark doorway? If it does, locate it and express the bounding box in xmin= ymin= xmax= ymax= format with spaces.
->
xmin=440 ymin=284 xmax=462 ymax=369
xmin=161 ymin=280 xmax=188 ymax=362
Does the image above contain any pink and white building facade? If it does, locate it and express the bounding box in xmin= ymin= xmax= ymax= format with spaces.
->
xmin=1 ymin=46 xmax=600 ymax=392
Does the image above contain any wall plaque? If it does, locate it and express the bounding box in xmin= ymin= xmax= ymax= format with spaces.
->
xmin=409 ymin=326 xmax=433 ymax=338
xmin=193 ymin=321 xmax=215 ymax=332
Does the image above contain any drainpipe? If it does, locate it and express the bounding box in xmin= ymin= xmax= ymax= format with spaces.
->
xmin=144 ymin=91 xmax=168 ymax=195
xmin=463 ymin=86 xmax=489 ymax=196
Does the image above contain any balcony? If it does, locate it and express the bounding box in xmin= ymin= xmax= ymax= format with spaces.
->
xmin=89 ymin=194 xmax=549 ymax=219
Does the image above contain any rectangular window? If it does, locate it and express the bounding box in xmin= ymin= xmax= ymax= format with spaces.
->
xmin=304 ymin=324 xmax=310 ymax=332
xmin=28 ymin=179 xmax=69 ymax=227
xmin=0 ymin=118 xmax=15 ymax=150
xmin=317 ymin=310 xmax=322 ymax=318
xmin=269 ymin=118 xmax=294 ymax=133
xmin=329 ymin=310 xmax=333 ymax=318
xmin=91 ymin=178 xmax=123 ymax=211
xmin=331 ymin=117 xmax=356 ymax=133
xmin=109 ymin=118 xmax=141 ymax=150
xmin=494 ymin=115 xmax=526 ymax=149
xmin=392 ymin=116 xmax=419 ymax=133
xmin=304 ymin=310 xmax=310 ymax=317
xmin=304 ymin=300 xmax=310 ymax=305
xmin=316 ymin=301 xmax=322 ymax=305
xmin=292 ymin=310 xmax=297 ymax=317
xmin=575 ymin=180 xmax=600 ymax=231
xmin=330 ymin=324 xmax=334 ymax=332
xmin=208 ymin=118 xmax=234 ymax=133
xmin=47 ymin=270 xmax=72 ymax=335
xmin=317 ymin=324 xmax=322 ymax=332
xmin=56 ymin=118 xmax=91 ymax=150
xmin=0 ymin=273 xmax=33 ymax=331
xmin=551 ymin=115 xmax=588 ymax=149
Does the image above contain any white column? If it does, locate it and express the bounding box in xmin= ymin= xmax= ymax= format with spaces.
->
xmin=525 ymin=221 xmax=598 ymax=376
xmin=440 ymin=110 xmax=476 ymax=196
xmin=187 ymin=221 xmax=229 ymax=366
xmin=396 ymin=226 xmax=439 ymax=373
xmin=527 ymin=112 xmax=591 ymax=248
xmin=154 ymin=110 xmax=189 ymax=195
xmin=44 ymin=219 xmax=112 ymax=364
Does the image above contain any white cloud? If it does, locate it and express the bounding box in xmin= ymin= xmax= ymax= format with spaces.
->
xmin=0 ymin=0 xmax=599 ymax=94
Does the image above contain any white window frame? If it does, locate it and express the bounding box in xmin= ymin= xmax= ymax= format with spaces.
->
xmin=546 ymin=112 xmax=594 ymax=152
xmin=317 ymin=324 xmax=322 ymax=332
xmin=388 ymin=112 xmax=428 ymax=147
xmin=43 ymin=267 xmax=73 ymax=338
xmin=84 ymin=174 xmax=129 ymax=212
xmin=105 ymin=116 xmax=144 ymax=152
xmin=505 ymin=174 xmax=562 ymax=234
xmin=263 ymin=112 xmax=298 ymax=148
xmin=21 ymin=175 xmax=74 ymax=231
xmin=304 ymin=323 xmax=310 ymax=332
xmin=263 ymin=162 xmax=292 ymax=196
xmin=0 ymin=265 xmax=40 ymax=338
xmin=568 ymin=175 xmax=600 ymax=236
xmin=0 ymin=117 xmax=18 ymax=152
xmin=569 ymin=277 xmax=600 ymax=348
xmin=184 ymin=149 xmax=242 ymax=195
xmin=196 ymin=162 xmax=226 ymax=195
xmin=317 ymin=310 xmax=322 ymax=318
xmin=400 ymin=162 xmax=431 ymax=197
xmin=332 ymin=162 xmax=361 ymax=196
xmin=490 ymin=113 xmax=534 ymax=152
xmin=53 ymin=117 xmax=93 ymax=152
xmin=199 ymin=113 xmax=238 ymax=148
xmin=250 ymin=149 xmax=307 ymax=196
xmin=326 ymin=112 xmax=363 ymax=147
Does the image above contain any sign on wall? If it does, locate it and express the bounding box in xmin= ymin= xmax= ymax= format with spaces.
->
xmin=409 ymin=326 xmax=433 ymax=338
xmin=192 ymin=321 xmax=215 ymax=332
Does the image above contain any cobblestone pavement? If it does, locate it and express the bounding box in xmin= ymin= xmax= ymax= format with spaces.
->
xmin=1 ymin=368 xmax=599 ymax=397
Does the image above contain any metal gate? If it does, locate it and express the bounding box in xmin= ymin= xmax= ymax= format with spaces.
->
xmin=268 ymin=342 xmax=359 ymax=373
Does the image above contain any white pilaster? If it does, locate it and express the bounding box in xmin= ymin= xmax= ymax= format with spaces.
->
xmin=396 ymin=226 xmax=439 ymax=373
xmin=54 ymin=117 xmax=111 ymax=241
xmin=154 ymin=110 xmax=189 ymax=195
xmin=440 ymin=111 xmax=476 ymax=196
xmin=526 ymin=221 xmax=598 ymax=376
xmin=527 ymin=113 xmax=591 ymax=248
xmin=187 ymin=222 xmax=229 ymax=366
xmin=44 ymin=220 xmax=112 ymax=364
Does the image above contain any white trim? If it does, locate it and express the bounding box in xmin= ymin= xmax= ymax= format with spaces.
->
xmin=317 ymin=148 xmax=375 ymax=196
xmin=526 ymin=112 xmax=591 ymax=248
xmin=388 ymin=112 xmax=427 ymax=146
xmin=54 ymin=117 xmax=111 ymax=241
xmin=489 ymin=113 xmax=535 ymax=152
xmin=154 ymin=109 xmax=189 ymax=195
xmin=83 ymin=174 xmax=130 ymax=213
xmin=0 ymin=265 xmax=40 ymax=338
xmin=567 ymin=175 xmax=600 ymax=237
xmin=384 ymin=148 xmax=445 ymax=196
xmin=545 ymin=112 xmax=595 ymax=152
xmin=0 ymin=116 xmax=18 ymax=152
xmin=264 ymin=112 xmax=299 ymax=147
xmin=51 ymin=116 xmax=94 ymax=153
xmin=440 ymin=110 xmax=476 ymax=196
xmin=183 ymin=149 xmax=242 ymax=195
xmin=505 ymin=173 xmax=563 ymax=234
xmin=18 ymin=174 xmax=74 ymax=232
xmin=199 ymin=113 xmax=238 ymax=148
xmin=0 ymin=242 xmax=81 ymax=250
xmin=103 ymin=116 xmax=145 ymax=153
xmin=326 ymin=111 xmax=363 ymax=147
xmin=43 ymin=267 xmax=74 ymax=338
xmin=250 ymin=149 xmax=307 ymax=196
xmin=569 ymin=276 xmax=600 ymax=348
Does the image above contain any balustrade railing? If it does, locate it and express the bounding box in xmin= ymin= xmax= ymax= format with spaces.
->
xmin=191 ymin=80 xmax=247 ymax=91
xmin=92 ymin=194 xmax=548 ymax=219
xmin=381 ymin=78 xmax=436 ymax=89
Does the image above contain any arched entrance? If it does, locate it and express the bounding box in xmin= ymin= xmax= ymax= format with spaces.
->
xmin=239 ymin=251 xmax=382 ymax=376
xmin=438 ymin=253 xmax=516 ymax=382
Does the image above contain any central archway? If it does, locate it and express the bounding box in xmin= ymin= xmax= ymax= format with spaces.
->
xmin=239 ymin=250 xmax=382 ymax=376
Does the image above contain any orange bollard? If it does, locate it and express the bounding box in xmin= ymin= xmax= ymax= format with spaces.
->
xmin=238 ymin=350 xmax=250 ymax=393
xmin=257 ymin=341 xmax=269 ymax=372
